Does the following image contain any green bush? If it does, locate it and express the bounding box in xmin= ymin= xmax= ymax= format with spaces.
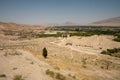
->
xmin=45 ymin=69 xmax=66 ymax=80
xmin=36 ymin=34 xmax=60 ymax=38
xmin=101 ymin=48 xmax=120 ymax=58
xmin=0 ymin=74 xmax=6 ymax=77
xmin=42 ymin=47 xmax=48 ymax=58
xmin=55 ymin=72 xmax=66 ymax=80
xmin=46 ymin=69 xmax=54 ymax=78
xmin=113 ymin=37 xmax=120 ymax=42
xmin=101 ymin=50 xmax=107 ymax=54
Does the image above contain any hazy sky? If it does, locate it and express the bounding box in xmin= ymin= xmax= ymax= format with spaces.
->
xmin=0 ymin=0 xmax=120 ymax=25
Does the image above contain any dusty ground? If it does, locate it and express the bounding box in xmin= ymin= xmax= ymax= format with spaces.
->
xmin=0 ymin=49 xmax=54 ymax=80
xmin=52 ymin=35 xmax=120 ymax=54
xmin=0 ymin=34 xmax=120 ymax=80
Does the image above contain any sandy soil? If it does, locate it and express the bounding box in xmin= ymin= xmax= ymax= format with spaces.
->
xmin=0 ymin=35 xmax=120 ymax=80
xmin=0 ymin=49 xmax=54 ymax=80
xmin=51 ymin=35 xmax=120 ymax=54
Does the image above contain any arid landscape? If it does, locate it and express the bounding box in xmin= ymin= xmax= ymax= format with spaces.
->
xmin=0 ymin=21 xmax=120 ymax=80
xmin=0 ymin=0 xmax=120 ymax=80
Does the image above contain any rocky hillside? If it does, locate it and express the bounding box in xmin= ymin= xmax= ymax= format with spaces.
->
xmin=91 ymin=17 xmax=120 ymax=26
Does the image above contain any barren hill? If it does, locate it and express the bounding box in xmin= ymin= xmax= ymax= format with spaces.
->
xmin=0 ymin=22 xmax=44 ymax=31
xmin=91 ymin=17 xmax=120 ymax=26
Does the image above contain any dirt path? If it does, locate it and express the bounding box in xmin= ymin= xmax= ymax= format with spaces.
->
xmin=50 ymin=40 xmax=100 ymax=55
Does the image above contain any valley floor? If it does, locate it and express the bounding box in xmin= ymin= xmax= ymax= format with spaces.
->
xmin=0 ymin=35 xmax=120 ymax=80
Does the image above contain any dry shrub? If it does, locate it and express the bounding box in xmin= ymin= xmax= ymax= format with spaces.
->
xmin=13 ymin=75 xmax=24 ymax=80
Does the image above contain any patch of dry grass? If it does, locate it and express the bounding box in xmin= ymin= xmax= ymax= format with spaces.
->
xmin=13 ymin=75 xmax=24 ymax=80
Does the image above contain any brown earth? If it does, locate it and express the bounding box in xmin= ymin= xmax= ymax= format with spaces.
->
xmin=0 ymin=35 xmax=120 ymax=80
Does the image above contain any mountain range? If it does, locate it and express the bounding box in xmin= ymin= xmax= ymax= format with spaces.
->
xmin=0 ymin=16 xmax=120 ymax=28
xmin=91 ymin=17 xmax=120 ymax=26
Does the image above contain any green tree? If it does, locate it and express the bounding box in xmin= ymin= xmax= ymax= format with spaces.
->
xmin=42 ymin=47 xmax=48 ymax=58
